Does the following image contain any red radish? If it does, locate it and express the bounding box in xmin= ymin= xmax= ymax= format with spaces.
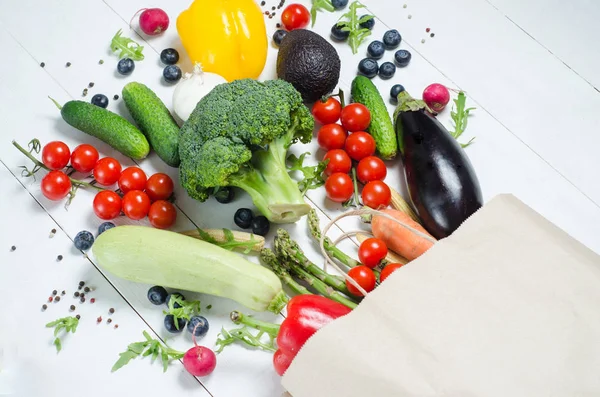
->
xmin=130 ymin=8 xmax=169 ymax=36
xmin=422 ymin=83 xmax=450 ymax=113
xmin=183 ymin=346 xmax=216 ymax=377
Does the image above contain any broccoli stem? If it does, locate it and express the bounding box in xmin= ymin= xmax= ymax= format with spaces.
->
xmin=307 ymin=209 xmax=361 ymax=268
xmin=260 ymin=249 xmax=313 ymax=296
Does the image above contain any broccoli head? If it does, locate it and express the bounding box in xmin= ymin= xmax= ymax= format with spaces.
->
xmin=179 ymin=79 xmax=315 ymax=223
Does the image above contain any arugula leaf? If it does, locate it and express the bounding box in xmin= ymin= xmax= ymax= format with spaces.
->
xmin=311 ymin=0 xmax=335 ymax=26
xmin=449 ymin=91 xmax=476 ymax=148
xmin=287 ymin=152 xmax=328 ymax=195
xmin=163 ymin=296 xmax=202 ymax=329
xmin=46 ymin=316 xmax=79 ymax=353
xmin=112 ymin=331 xmax=185 ymax=373
xmin=215 ymin=326 xmax=277 ymax=353
xmin=110 ymin=29 xmax=145 ymax=61
xmin=53 ymin=338 xmax=62 ymax=353
xmin=336 ymin=1 xmax=372 ymax=54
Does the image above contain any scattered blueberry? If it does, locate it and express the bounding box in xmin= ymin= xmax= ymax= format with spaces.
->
xmin=214 ymin=187 xmax=234 ymax=204
xmin=273 ymin=29 xmax=288 ymax=46
xmin=74 ymin=231 xmax=94 ymax=251
xmin=251 ymin=216 xmax=270 ymax=236
xmin=331 ymin=0 xmax=348 ymax=9
xmin=394 ymin=49 xmax=412 ymax=67
xmin=117 ymin=58 xmax=135 ymax=75
xmin=166 ymin=292 xmax=185 ymax=308
xmin=367 ymin=41 xmax=385 ymax=60
xmin=98 ymin=222 xmax=115 ymax=235
xmin=383 ymin=29 xmax=402 ymax=49
xmin=91 ymin=94 xmax=109 ymax=109
xmin=187 ymin=315 xmax=210 ymax=337
xmin=358 ymin=58 xmax=379 ymax=78
xmin=160 ymin=48 xmax=179 ymax=65
xmin=359 ymin=15 xmax=375 ymax=30
xmin=147 ymin=286 xmax=169 ymax=305
xmin=379 ymin=62 xmax=396 ymax=79
xmin=234 ymin=208 xmax=254 ymax=229
xmin=390 ymin=84 xmax=405 ymax=102
xmin=163 ymin=65 xmax=182 ymax=83
xmin=331 ymin=23 xmax=350 ymax=41
xmin=164 ymin=314 xmax=187 ymax=333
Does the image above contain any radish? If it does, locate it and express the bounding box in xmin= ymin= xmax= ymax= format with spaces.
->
xmin=183 ymin=346 xmax=217 ymax=377
xmin=422 ymin=83 xmax=450 ymax=113
xmin=130 ymin=8 xmax=169 ymax=36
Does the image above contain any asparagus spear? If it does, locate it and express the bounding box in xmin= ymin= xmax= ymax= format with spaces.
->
xmin=260 ymin=248 xmax=312 ymax=296
xmin=307 ymin=209 xmax=360 ymax=268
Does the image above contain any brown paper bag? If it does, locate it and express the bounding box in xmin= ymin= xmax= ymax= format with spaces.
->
xmin=282 ymin=194 xmax=600 ymax=397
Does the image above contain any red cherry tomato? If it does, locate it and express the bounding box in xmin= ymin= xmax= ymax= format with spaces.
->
xmin=362 ymin=180 xmax=391 ymax=209
xmin=340 ymin=103 xmax=371 ymax=132
xmin=41 ymin=171 xmax=71 ymax=201
xmin=346 ymin=265 xmax=377 ymax=296
xmin=93 ymin=190 xmax=122 ymax=220
xmin=317 ymin=124 xmax=347 ymax=151
xmin=380 ymin=263 xmax=404 ymax=283
xmin=323 ymin=149 xmax=352 ymax=176
xmin=281 ymin=4 xmax=310 ymax=30
xmin=325 ymin=172 xmax=354 ymax=203
xmin=148 ymin=200 xmax=177 ymax=229
xmin=118 ymin=167 xmax=147 ymax=194
xmin=356 ymin=156 xmax=387 ymax=183
xmin=93 ymin=157 xmax=122 ymax=186
xmin=358 ymin=238 xmax=388 ymax=268
xmin=312 ymin=97 xmax=342 ymax=125
xmin=145 ymin=173 xmax=174 ymax=201
xmin=344 ymin=132 xmax=376 ymax=161
xmin=42 ymin=141 xmax=70 ymax=170
xmin=122 ymin=190 xmax=151 ymax=220
xmin=70 ymin=144 xmax=99 ymax=173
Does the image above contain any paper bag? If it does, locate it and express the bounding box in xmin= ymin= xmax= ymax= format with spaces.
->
xmin=282 ymin=194 xmax=600 ymax=397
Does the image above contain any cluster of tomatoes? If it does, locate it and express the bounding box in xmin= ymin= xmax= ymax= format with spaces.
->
xmin=312 ymin=97 xmax=392 ymax=209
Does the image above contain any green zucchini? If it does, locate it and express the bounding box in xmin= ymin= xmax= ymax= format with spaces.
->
xmin=122 ymin=82 xmax=180 ymax=167
xmin=351 ymin=76 xmax=398 ymax=160
xmin=92 ymin=226 xmax=287 ymax=313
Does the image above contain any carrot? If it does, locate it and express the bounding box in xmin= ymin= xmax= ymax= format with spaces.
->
xmin=371 ymin=208 xmax=436 ymax=261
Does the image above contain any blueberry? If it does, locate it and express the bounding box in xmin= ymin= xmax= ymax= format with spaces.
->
xmin=160 ymin=48 xmax=179 ymax=65
xmin=331 ymin=0 xmax=348 ymax=9
xmin=166 ymin=292 xmax=185 ymax=308
xmin=358 ymin=58 xmax=379 ymax=78
xmin=164 ymin=314 xmax=186 ymax=333
xmin=383 ymin=29 xmax=402 ymax=49
xmin=117 ymin=58 xmax=135 ymax=75
xmin=251 ymin=216 xmax=270 ymax=236
xmin=147 ymin=286 xmax=168 ymax=305
xmin=163 ymin=65 xmax=182 ymax=83
xmin=74 ymin=231 xmax=94 ymax=251
xmin=214 ymin=187 xmax=234 ymax=204
xmin=91 ymin=94 xmax=109 ymax=109
xmin=359 ymin=15 xmax=375 ymax=30
xmin=273 ymin=30 xmax=287 ymax=46
xmin=378 ymin=62 xmax=396 ymax=79
xmin=394 ymin=49 xmax=412 ymax=67
xmin=331 ymin=23 xmax=350 ymax=41
xmin=98 ymin=222 xmax=115 ymax=235
xmin=234 ymin=208 xmax=254 ymax=229
xmin=390 ymin=84 xmax=405 ymax=102
xmin=187 ymin=315 xmax=209 ymax=337
xmin=367 ymin=41 xmax=385 ymax=60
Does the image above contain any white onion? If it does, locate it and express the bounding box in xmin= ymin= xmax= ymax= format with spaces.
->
xmin=172 ymin=63 xmax=227 ymax=122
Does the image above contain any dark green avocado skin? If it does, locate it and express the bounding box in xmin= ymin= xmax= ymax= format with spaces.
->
xmin=276 ymin=29 xmax=341 ymax=103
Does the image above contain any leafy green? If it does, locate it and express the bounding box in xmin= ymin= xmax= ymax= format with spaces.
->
xmin=46 ymin=316 xmax=79 ymax=353
xmin=450 ymin=91 xmax=476 ymax=148
xmin=287 ymin=152 xmax=328 ymax=195
xmin=336 ymin=2 xmax=374 ymax=54
xmin=215 ymin=326 xmax=277 ymax=353
xmin=110 ymin=29 xmax=144 ymax=61
xmin=112 ymin=331 xmax=184 ymax=372
xmin=195 ymin=228 xmax=259 ymax=254
xmin=311 ymin=0 xmax=335 ymax=26
xmin=163 ymin=296 xmax=202 ymax=330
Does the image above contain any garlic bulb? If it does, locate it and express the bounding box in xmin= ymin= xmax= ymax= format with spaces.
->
xmin=172 ymin=63 xmax=227 ymax=122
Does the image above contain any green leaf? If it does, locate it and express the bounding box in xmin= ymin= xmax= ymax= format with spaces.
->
xmin=111 ymin=350 xmax=140 ymax=372
xmin=128 ymin=341 xmax=148 ymax=355
xmin=287 ymin=153 xmax=328 ymax=196
xmin=161 ymin=349 xmax=169 ymax=373
xmin=358 ymin=15 xmax=374 ymax=24
xmin=215 ymin=326 xmax=277 ymax=353
xmin=53 ymin=338 xmax=62 ymax=353
xmin=449 ymin=91 xmax=476 ymax=147
xmin=112 ymin=332 xmax=184 ymax=373
xmin=110 ymin=29 xmax=145 ymax=61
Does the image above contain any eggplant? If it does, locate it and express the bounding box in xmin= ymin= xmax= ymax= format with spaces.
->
xmin=394 ymin=91 xmax=483 ymax=239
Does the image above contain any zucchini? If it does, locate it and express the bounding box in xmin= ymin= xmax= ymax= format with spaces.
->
xmin=351 ymin=76 xmax=398 ymax=160
xmin=92 ymin=226 xmax=287 ymax=313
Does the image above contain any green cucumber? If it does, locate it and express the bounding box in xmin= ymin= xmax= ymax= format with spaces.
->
xmin=53 ymin=99 xmax=150 ymax=160
xmin=122 ymin=82 xmax=180 ymax=167
xmin=351 ymin=76 xmax=398 ymax=160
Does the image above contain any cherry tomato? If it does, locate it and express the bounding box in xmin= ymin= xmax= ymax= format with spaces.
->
xmin=323 ymin=149 xmax=352 ymax=176
xmin=148 ymin=200 xmax=177 ymax=229
xmin=42 ymin=141 xmax=70 ymax=170
xmin=344 ymin=132 xmax=376 ymax=161
xmin=118 ymin=167 xmax=147 ymax=194
xmin=317 ymin=124 xmax=347 ymax=151
xmin=70 ymin=144 xmax=99 ymax=173
xmin=340 ymin=103 xmax=371 ymax=132
xmin=41 ymin=171 xmax=71 ymax=201
xmin=145 ymin=173 xmax=174 ymax=201
xmin=357 ymin=156 xmax=387 ymax=183
xmin=358 ymin=238 xmax=388 ymax=268
xmin=380 ymin=263 xmax=404 ymax=283
xmin=362 ymin=180 xmax=391 ymax=209
xmin=93 ymin=157 xmax=122 ymax=186
xmin=281 ymin=4 xmax=310 ymax=30
xmin=122 ymin=190 xmax=151 ymax=220
xmin=325 ymin=172 xmax=354 ymax=203
xmin=312 ymin=97 xmax=342 ymax=125
xmin=93 ymin=190 xmax=122 ymax=220
xmin=346 ymin=265 xmax=377 ymax=296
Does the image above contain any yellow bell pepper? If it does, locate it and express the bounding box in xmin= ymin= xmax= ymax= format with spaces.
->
xmin=177 ymin=0 xmax=268 ymax=82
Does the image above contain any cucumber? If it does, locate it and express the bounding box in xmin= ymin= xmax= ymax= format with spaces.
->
xmin=351 ymin=76 xmax=398 ymax=160
xmin=56 ymin=99 xmax=150 ymax=160
xmin=122 ymin=82 xmax=180 ymax=167
xmin=92 ymin=226 xmax=287 ymax=314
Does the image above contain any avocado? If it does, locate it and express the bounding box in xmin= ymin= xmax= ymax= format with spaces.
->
xmin=276 ymin=29 xmax=341 ymax=103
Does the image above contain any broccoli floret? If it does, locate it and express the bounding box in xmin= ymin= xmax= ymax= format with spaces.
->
xmin=179 ymin=79 xmax=315 ymax=223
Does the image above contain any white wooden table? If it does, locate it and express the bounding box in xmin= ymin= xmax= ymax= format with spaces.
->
xmin=1 ymin=0 xmax=599 ymax=395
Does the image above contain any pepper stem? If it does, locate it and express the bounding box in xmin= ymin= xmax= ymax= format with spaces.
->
xmin=230 ymin=311 xmax=281 ymax=338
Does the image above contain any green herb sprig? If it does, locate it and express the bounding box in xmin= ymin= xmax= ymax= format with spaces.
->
xmin=112 ymin=331 xmax=184 ymax=372
xmin=287 ymin=152 xmax=329 ymax=195
xmin=110 ymin=29 xmax=145 ymax=61
xmin=310 ymin=0 xmax=335 ymax=26
xmin=450 ymin=91 xmax=476 ymax=148
xmin=336 ymin=2 xmax=374 ymax=54
xmin=46 ymin=316 xmax=79 ymax=352
xmin=162 ymin=296 xmax=201 ymax=331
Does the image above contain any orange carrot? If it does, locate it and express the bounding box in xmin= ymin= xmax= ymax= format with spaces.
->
xmin=371 ymin=208 xmax=436 ymax=261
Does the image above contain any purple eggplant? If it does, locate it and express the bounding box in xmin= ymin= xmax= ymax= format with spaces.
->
xmin=394 ymin=91 xmax=483 ymax=239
